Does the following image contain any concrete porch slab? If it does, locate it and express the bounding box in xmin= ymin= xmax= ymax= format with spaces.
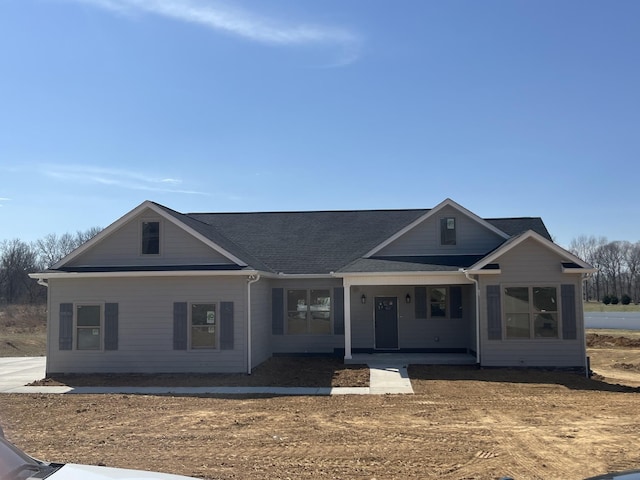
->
xmin=346 ymin=353 xmax=477 ymax=366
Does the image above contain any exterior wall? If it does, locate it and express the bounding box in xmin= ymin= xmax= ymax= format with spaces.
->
xmin=270 ymin=278 xmax=344 ymax=354
xmin=67 ymin=208 xmax=233 ymax=267
xmin=250 ymin=277 xmax=272 ymax=368
xmin=350 ymin=284 xmax=475 ymax=351
xmin=46 ymin=275 xmax=248 ymax=374
xmin=478 ymin=238 xmax=586 ymax=368
xmin=377 ymin=204 xmax=505 ymax=256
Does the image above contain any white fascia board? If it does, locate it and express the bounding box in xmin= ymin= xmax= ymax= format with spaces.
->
xmin=336 ymin=271 xmax=473 ymax=286
xmin=29 ymin=270 xmax=260 ymax=280
xmin=469 ymin=230 xmax=596 ymax=271
xmin=460 ymin=269 xmax=502 ymax=275
xmin=52 ymin=200 xmax=247 ymax=270
xmin=273 ymin=273 xmax=336 ymax=279
xmin=363 ymin=197 xmax=510 ymax=258
xmin=336 ymin=270 xmax=465 ymax=277
xmin=562 ymin=267 xmax=598 ymax=274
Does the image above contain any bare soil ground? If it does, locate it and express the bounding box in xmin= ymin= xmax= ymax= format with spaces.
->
xmin=587 ymin=330 xmax=640 ymax=387
xmin=4 ymin=368 xmax=640 ymax=480
xmin=29 ymin=357 xmax=370 ymax=388
xmin=4 ymin=307 xmax=640 ymax=479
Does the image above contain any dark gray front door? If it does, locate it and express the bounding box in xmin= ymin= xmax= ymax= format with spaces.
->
xmin=375 ymin=296 xmax=398 ymax=349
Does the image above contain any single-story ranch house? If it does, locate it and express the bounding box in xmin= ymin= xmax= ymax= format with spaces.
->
xmin=30 ymin=198 xmax=595 ymax=375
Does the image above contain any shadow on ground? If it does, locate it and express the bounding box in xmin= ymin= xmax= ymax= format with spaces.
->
xmin=408 ymin=364 xmax=640 ymax=393
xmin=29 ymin=357 xmax=370 ymax=388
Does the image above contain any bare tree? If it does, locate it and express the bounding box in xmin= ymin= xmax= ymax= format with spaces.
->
xmin=35 ymin=233 xmax=75 ymax=269
xmin=74 ymin=226 xmax=102 ymax=246
xmin=34 ymin=227 xmax=102 ymax=269
xmin=624 ymin=241 xmax=640 ymax=302
xmin=597 ymin=241 xmax=626 ymax=298
xmin=0 ymin=239 xmax=40 ymax=304
xmin=569 ymin=235 xmax=607 ymax=301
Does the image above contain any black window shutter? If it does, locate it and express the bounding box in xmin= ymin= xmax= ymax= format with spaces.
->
xmin=487 ymin=285 xmax=502 ymax=340
xmin=333 ymin=287 xmax=344 ymax=335
xmin=173 ymin=302 xmax=188 ymax=350
xmin=415 ymin=287 xmax=427 ymax=319
xmin=104 ymin=303 xmax=119 ymax=350
xmin=272 ymin=288 xmax=284 ymax=335
xmin=450 ymin=286 xmax=462 ymax=319
xmin=561 ymin=284 xmax=577 ymax=340
xmin=59 ymin=303 xmax=73 ymax=350
xmin=220 ymin=302 xmax=234 ymax=350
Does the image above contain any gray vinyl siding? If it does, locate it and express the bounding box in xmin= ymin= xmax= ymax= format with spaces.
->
xmin=67 ymin=208 xmax=234 ymax=267
xmin=46 ymin=276 xmax=247 ymax=374
xmin=377 ymin=205 xmax=505 ymax=256
xmin=270 ymin=278 xmax=344 ymax=354
xmin=478 ymin=238 xmax=586 ymax=368
xmin=350 ymin=285 xmax=475 ymax=351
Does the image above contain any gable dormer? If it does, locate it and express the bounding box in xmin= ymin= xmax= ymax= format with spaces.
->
xmin=366 ymin=199 xmax=510 ymax=257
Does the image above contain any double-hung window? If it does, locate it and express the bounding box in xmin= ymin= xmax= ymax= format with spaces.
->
xmin=76 ymin=304 xmax=102 ymax=350
xmin=191 ymin=303 xmax=217 ymax=349
xmin=286 ymin=289 xmax=331 ymax=334
xmin=504 ymin=286 xmax=558 ymax=339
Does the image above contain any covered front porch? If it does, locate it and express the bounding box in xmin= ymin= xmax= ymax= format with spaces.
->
xmin=339 ymin=272 xmax=479 ymax=364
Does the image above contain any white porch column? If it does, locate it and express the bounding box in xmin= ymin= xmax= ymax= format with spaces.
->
xmin=343 ymin=280 xmax=352 ymax=360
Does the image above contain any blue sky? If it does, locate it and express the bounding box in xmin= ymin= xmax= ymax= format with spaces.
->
xmin=1 ymin=0 xmax=639 ymax=248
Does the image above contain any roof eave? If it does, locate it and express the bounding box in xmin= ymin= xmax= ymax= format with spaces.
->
xmin=29 ymin=269 xmax=261 ymax=280
xmin=562 ymin=267 xmax=598 ymax=274
xmin=461 ymin=269 xmax=502 ymax=275
xmin=334 ymin=270 xmax=467 ymax=277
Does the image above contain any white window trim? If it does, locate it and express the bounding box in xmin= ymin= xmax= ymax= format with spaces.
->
xmin=502 ymin=284 xmax=562 ymax=340
xmin=74 ymin=302 xmax=104 ymax=351
xmin=189 ymin=301 xmax=219 ymax=350
xmin=139 ymin=218 xmax=163 ymax=256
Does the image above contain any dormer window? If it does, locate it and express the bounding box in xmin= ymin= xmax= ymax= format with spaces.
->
xmin=141 ymin=221 xmax=160 ymax=255
xmin=440 ymin=217 xmax=456 ymax=245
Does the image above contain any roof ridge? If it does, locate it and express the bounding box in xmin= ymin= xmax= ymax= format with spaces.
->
xmin=188 ymin=208 xmax=431 ymax=216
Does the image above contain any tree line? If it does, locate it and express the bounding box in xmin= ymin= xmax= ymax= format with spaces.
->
xmin=0 ymin=227 xmax=101 ymax=304
xmin=569 ymin=235 xmax=640 ymax=304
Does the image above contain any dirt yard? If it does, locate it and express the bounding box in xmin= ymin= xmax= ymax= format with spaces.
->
xmin=3 ymin=367 xmax=640 ymax=480
xmin=3 ymin=307 xmax=640 ymax=479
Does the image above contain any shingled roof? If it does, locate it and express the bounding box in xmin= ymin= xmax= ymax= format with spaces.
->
xmin=181 ymin=208 xmax=551 ymax=275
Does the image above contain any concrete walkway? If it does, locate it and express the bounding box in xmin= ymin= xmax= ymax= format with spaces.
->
xmin=0 ymin=357 xmax=413 ymax=396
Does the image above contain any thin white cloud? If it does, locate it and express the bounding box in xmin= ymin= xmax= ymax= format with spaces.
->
xmin=67 ymin=0 xmax=362 ymax=65
xmin=40 ymin=164 xmax=208 ymax=195
xmin=0 ymin=197 xmax=9 ymax=207
xmin=161 ymin=178 xmax=181 ymax=184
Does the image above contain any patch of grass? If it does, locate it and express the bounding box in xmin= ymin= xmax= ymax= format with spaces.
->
xmin=583 ymin=302 xmax=640 ymax=312
xmin=0 ymin=304 xmax=47 ymax=357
